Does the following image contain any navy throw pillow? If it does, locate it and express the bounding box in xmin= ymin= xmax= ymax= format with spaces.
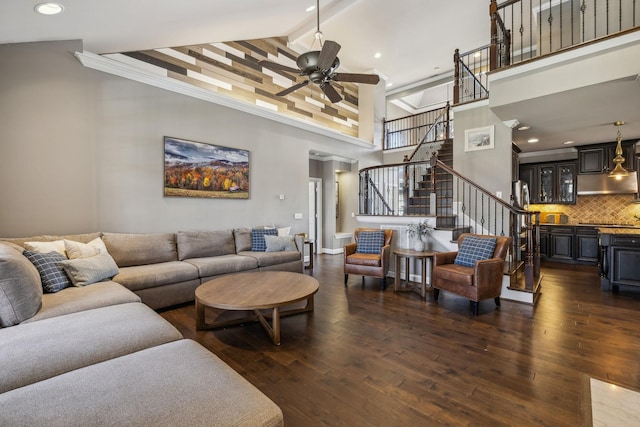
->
xmin=23 ymin=250 xmax=71 ymax=293
xmin=251 ymin=228 xmax=278 ymax=252
xmin=356 ymin=231 xmax=385 ymax=254
xmin=454 ymin=236 xmax=497 ymax=268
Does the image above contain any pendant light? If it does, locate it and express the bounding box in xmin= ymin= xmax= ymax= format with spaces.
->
xmin=609 ymin=121 xmax=629 ymax=180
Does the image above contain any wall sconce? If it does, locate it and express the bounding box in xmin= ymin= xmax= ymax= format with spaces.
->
xmin=609 ymin=121 xmax=629 ymax=181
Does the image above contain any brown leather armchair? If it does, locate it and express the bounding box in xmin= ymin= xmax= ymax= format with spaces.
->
xmin=432 ymin=233 xmax=511 ymax=315
xmin=344 ymin=228 xmax=393 ymax=290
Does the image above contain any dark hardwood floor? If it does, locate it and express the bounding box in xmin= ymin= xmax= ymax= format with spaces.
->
xmin=160 ymin=255 xmax=640 ymax=426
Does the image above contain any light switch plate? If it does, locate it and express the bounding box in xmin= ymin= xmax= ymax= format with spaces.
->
xmin=294 ymin=213 xmax=303 ymax=219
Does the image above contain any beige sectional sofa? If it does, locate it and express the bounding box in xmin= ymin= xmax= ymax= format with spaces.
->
xmin=0 ymin=228 xmax=302 ymax=426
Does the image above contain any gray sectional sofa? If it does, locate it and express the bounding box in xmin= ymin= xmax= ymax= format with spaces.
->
xmin=0 ymin=228 xmax=302 ymax=426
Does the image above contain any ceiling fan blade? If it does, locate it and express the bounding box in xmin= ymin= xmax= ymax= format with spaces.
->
xmin=317 ymin=40 xmax=341 ymax=71
xmin=333 ymin=73 xmax=380 ymax=85
xmin=321 ymin=83 xmax=342 ymax=103
xmin=276 ymin=80 xmax=309 ymax=97
xmin=259 ymin=60 xmax=300 ymax=75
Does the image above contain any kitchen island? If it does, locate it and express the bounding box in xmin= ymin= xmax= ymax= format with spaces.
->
xmin=598 ymin=227 xmax=640 ymax=292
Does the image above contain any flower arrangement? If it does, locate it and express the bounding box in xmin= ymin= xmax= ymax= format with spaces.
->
xmin=406 ymin=220 xmax=434 ymax=239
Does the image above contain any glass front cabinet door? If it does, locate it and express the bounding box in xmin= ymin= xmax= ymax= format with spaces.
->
xmin=557 ymin=163 xmax=576 ymax=203
xmin=534 ymin=162 xmax=576 ymax=204
xmin=538 ymin=165 xmax=555 ymax=203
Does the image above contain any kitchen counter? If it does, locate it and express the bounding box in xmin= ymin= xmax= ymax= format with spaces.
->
xmin=596 ymin=227 xmax=640 ymax=235
xmin=537 ymin=223 xmax=640 ymax=230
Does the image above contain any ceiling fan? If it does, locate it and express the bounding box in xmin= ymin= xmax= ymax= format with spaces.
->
xmin=259 ymin=0 xmax=380 ymax=103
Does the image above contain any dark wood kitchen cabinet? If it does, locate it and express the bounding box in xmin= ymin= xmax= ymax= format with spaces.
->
xmin=599 ymin=232 xmax=640 ymax=292
xmin=578 ymin=142 xmax=636 ymax=174
xmin=548 ymin=226 xmax=574 ymax=261
xmin=538 ymin=225 xmax=598 ymax=265
xmin=519 ymin=161 xmax=576 ymax=204
xmin=576 ymin=227 xmax=599 ymax=263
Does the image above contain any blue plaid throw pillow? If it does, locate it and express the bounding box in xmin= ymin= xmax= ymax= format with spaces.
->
xmin=251 ymin=228 xmax=278 ymax=252
xmin=454 ymin=236 xmax=497 ymax=268
xmin=356 ymin=230 xmax=385 ymax=254
xmin=23 ymin=250 xmax=71 ymax=293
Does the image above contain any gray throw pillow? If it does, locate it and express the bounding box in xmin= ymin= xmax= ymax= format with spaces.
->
xmin=0 ymin=243 xmax=43 ymax=327
xmin=60 ymin=252 xmax=119 ymax=286
xmin=264 ymin=235 xmax=297 ymax=252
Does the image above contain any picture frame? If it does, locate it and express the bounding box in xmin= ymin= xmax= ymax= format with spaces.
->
xmin=464 ymin=125 xmax=495 ymax=152
xmin=163 ymin=136 xmax=249 ymax=199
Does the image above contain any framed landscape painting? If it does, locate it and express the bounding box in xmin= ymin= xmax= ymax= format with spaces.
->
xmin=464 ymin=125 xmax=494 ymax=152
xmin=164 ymin=136 xmax=249 ymax=199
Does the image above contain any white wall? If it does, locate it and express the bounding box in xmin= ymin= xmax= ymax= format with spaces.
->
xmin=0 ymin=40 xmax=380 ymax=237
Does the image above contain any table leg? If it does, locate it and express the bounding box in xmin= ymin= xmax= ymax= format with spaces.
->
xmin=195 ymin=299 xmax=206 ymax=330
xmin=420 ymin=257 xmax=427 ymax=298
xmin=405 ymin=257 xmax=410 ymax=287
xmin=394 ymin=254 xmax=401 ymax=292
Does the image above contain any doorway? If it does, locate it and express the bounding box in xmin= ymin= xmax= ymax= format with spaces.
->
xmin=308 ymin=178 xmax=323 ymax=257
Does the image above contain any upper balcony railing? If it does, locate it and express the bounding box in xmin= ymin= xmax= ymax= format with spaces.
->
xmin=383 ymin=104 xmax=452 ymax=151
xmin=454 ymin=0 xmax=639 ymax=104
xmin=492 ymin=0 xmax=639 ymax=67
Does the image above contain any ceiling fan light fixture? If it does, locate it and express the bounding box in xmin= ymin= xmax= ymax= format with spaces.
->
xmin=609 ymin=121 xmax=629 ymax=180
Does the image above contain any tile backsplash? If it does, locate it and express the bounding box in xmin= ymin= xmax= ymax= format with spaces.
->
xmin=530 ymin=194 xmax=640 ymax=225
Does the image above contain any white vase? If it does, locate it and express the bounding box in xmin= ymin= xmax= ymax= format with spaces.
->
xmin=414 ymin=239 xmax=425 ymax=252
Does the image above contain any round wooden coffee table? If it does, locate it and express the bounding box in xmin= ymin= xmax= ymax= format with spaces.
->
xmin=195 ymin=271 xmax=319 ymax=345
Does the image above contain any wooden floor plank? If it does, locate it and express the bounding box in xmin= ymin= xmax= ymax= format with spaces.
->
xmin=160 ymin=256 xmax=640 ymax=426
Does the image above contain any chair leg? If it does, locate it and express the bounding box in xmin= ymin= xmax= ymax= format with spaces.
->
xmin=494 ymin=296 xmax=501 ymax=307
xmin=380 ymin=277 xmax=386 ymax=291
xmin=433 ymin=288 xmax=440 ymax=301
xmin=344 ymin=274 xmax=348 ymax=286
xmin=470 ymin=301 xmax=479 ymax=316
xmin=361 ymin=276 xmax=365 ymax=288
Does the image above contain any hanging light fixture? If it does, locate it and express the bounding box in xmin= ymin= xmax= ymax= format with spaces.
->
xmin=609 ymin=121 xmax=629 ymax=180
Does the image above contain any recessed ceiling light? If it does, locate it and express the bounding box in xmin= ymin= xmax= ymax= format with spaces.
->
xmin=34 ymin=2 xmax=64 ymax=15
xmin=518 ymin=125 xmax=531 ymax=131
xmin=386 ymin=82 xmax=393 ymax=88
xmin=563 ymin=140 xmax=575 ymax=145
xmin=374 ymin=52 xmax=382 ymax=59
xmin=434 ymin=66 xmax=440 ymax=71
xmin=306 ymin=5 xmax=316 ymax=12
xmin=527 ymin=138 xmax=539 ymax=143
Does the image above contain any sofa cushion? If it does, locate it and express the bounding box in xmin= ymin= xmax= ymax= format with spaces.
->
xmin=251 ymin=228 xmax=278 ymax=252
xmin=240 ymin=250 xmax=301 ymax=268
xmin=264 ymin=235 xmax=297 ymax=252
xmin=20 ymin=281 xmax=140 ymax=324
xmin=233 ymin=227 xmax=252 ymax=252
xmin=177 ymin=230 xmax=236 ymax=261
xmin=454 ymin=236 xmax=497 ymax=268
xmin=0 ymin=243 xmax=43 ymax=327
xmin=112 ymin=261 xmax=199 ymax=292
xmin=0 ymin=339 xmax=283 ymax=427
xmin=60 ymin=252 xmax=119 ymax=286
xmin=356 ymin=230 xmax=385 ymax=254
xmin=185 ymin=254 xmax=258 ymax=278
xmin=22 ymin=250 xmax=71 ymax=293
xmin=0 ymin=302 xmax=182 ymax=394
xmin=102 ymin=232 xmax=178 ymax=267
